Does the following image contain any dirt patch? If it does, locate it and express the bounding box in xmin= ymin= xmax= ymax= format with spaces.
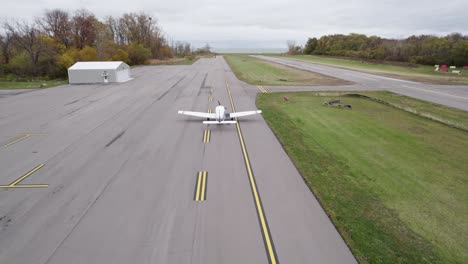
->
xmin=323 ymin=99 xmax=352 ymax=109
xmin=148 ymin=58 xmax=186 ymax=65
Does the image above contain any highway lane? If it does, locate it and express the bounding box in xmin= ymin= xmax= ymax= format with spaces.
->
xmin=0 ymin=57 xmax=355 ymax=263
xmin=254 ymin=55 xmax=468 ymax=111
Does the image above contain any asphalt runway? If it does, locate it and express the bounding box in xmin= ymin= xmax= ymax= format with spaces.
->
xmin=0 ymin=57 xmax=356 ymax=263
xmin=253 ymin=55 xmax=468 ymax=111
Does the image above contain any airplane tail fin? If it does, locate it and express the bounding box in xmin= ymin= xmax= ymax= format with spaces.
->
xmin=203 ymin=120 xmax=237 ymax=125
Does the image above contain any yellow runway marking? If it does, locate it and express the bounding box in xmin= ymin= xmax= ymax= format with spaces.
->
xmin=0 ymin=164 xmax=48 ymax=188
xmin=203 ymin=130 xmax=211 ymax=143
xmin=201 ymin=171 xmax=207 ymax=200
xmin=226 ymin=81 xmax=278 ymax=264
xmin=3 ymin=133 xmax=47 ymax=148
xmin=208 ymin=109 xmax=212 ymax=113
xmin=208 ymin=96 xmax=213 ymax=102
xmin=194 ymin=171 xmax=207 ymax=201
xmin=3 ymin=134 xmax=31 ymax=147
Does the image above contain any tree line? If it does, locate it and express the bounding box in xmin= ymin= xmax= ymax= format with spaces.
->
xmin=294 ymin=33 xmax=468 ymax=66
xmin=0 ymin=9 xmax=175 ymax=78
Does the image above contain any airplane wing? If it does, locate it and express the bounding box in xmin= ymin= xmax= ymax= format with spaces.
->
xmin=203 ymin=120 xmax=237 ymax=124
xmin=229 ymin=110 xmax=262 ymax=118
xmin=178 ymin=111 xmax=216 ymax=119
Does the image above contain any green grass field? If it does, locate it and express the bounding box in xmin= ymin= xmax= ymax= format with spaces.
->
xmin=224 ymin=54 xmax=350 ymax=86
xmin=0 ymin=80 xmax=68 ymax=90
xmin=257 ymin=91 xmax=468 ymax=263
xmin=272 ymin=55 xmax=468 ymax=85
xmin=307 ymin=90 xmax=468 ymax=131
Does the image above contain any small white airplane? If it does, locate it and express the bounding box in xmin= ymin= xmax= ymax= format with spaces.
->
xmin=178 ymin=101 xmax=262 ymax=124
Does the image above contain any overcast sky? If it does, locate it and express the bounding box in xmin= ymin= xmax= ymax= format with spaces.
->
xmin=1 ymin=0 xmax=467 ymax=49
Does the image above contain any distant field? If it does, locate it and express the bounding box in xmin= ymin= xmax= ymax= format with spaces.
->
xmin=224 ymin=54 xmax=351 ymax=86
xmin=0 ymin=80 xmax=68 ymax=90
xmin=272 ymin=55 xmax=468 ymax=85
xmin=257 ymin=91 xmax=468 ymax=263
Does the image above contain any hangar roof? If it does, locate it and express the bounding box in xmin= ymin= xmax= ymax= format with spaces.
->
xmin=68 ymin=61 xmax=128 ymax=70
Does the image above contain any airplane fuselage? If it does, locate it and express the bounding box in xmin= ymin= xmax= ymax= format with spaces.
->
xmin=215 ymin=105 xmax=226 ymax=122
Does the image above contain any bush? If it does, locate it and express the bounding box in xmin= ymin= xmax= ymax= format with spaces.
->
xmin=0 ymin=63 xmax=6 ymax=76
xmin=111 ymin=49 xmax=130 ymax=63
xmin=78 ymin=46 xmax=98 ymax=61
xmin=9 ymin=52 xmax=33 ymax=77
xmin=158 ymin=45 xmax=174 ymax=59
xmin=185 ymin=54 xmax=196 ymax=61
xmin=128 ymin=43 xmax=151 ymax=65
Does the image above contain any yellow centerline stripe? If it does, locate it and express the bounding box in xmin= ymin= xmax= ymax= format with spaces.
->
xmin=195 ymin=172 xmax=202 ymax=200
xmin=226 ymin=81 xmax=278 ymax=264
xmin=3 ymin=134 xmax=31 ymax=147
xmin=203 ymin=130 xmax=211 ymax=143
xmin=201 ymin=171 xmax=207 ymax=200
xmin=194 ymin=171 xmax=208 ymax=201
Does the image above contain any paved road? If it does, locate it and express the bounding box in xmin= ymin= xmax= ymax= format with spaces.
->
xmin=254 ymin=55 xmax=468 ymax=111
xmin=0 ymin=89 xmax=37 ymax=99
xmin=0 ymin=58 xmax=355 ymax=263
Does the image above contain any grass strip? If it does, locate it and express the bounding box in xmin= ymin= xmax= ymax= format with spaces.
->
xmin=257 ymin=91 xmax=467 ymax=263
xmin=0 ymin=80 xmax=68 ymax=90
xmin=224 ymin=54 xmax=351 ymax=86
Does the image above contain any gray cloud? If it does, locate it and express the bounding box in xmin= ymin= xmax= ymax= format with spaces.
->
xmin=1 ymin=0 xmax=467 ymax=49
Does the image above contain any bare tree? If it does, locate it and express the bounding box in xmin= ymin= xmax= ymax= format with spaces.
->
xmin=118 ymin=13 xmax=158 ymax=46
xmin=111 ymin=13 xmax=166 ymax=58
xmin=94 ymin=20 xmax=114 ymax=60
xmin=106 ymin=16 xmax=125 ymax=45
xmin=38 ymin=9 xmax=71 ymax=47
xmin=286 ymin=40 xmax=296 ymax=55
xmin=183 ymin=42 xmax=191 ymax=54
xmin=196 ymin=43 xmax=211 ymax=54
xmin=4 ymin=21 xmax=47 ymax=74
xmin=0 ymin=31 xmax=14 ymax=64
xmin=71 ymin=9 xmax=97 ymax=49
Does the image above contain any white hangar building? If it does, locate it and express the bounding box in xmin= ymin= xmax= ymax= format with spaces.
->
xmin=68 ymin=61 xmax=131 ymax=84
